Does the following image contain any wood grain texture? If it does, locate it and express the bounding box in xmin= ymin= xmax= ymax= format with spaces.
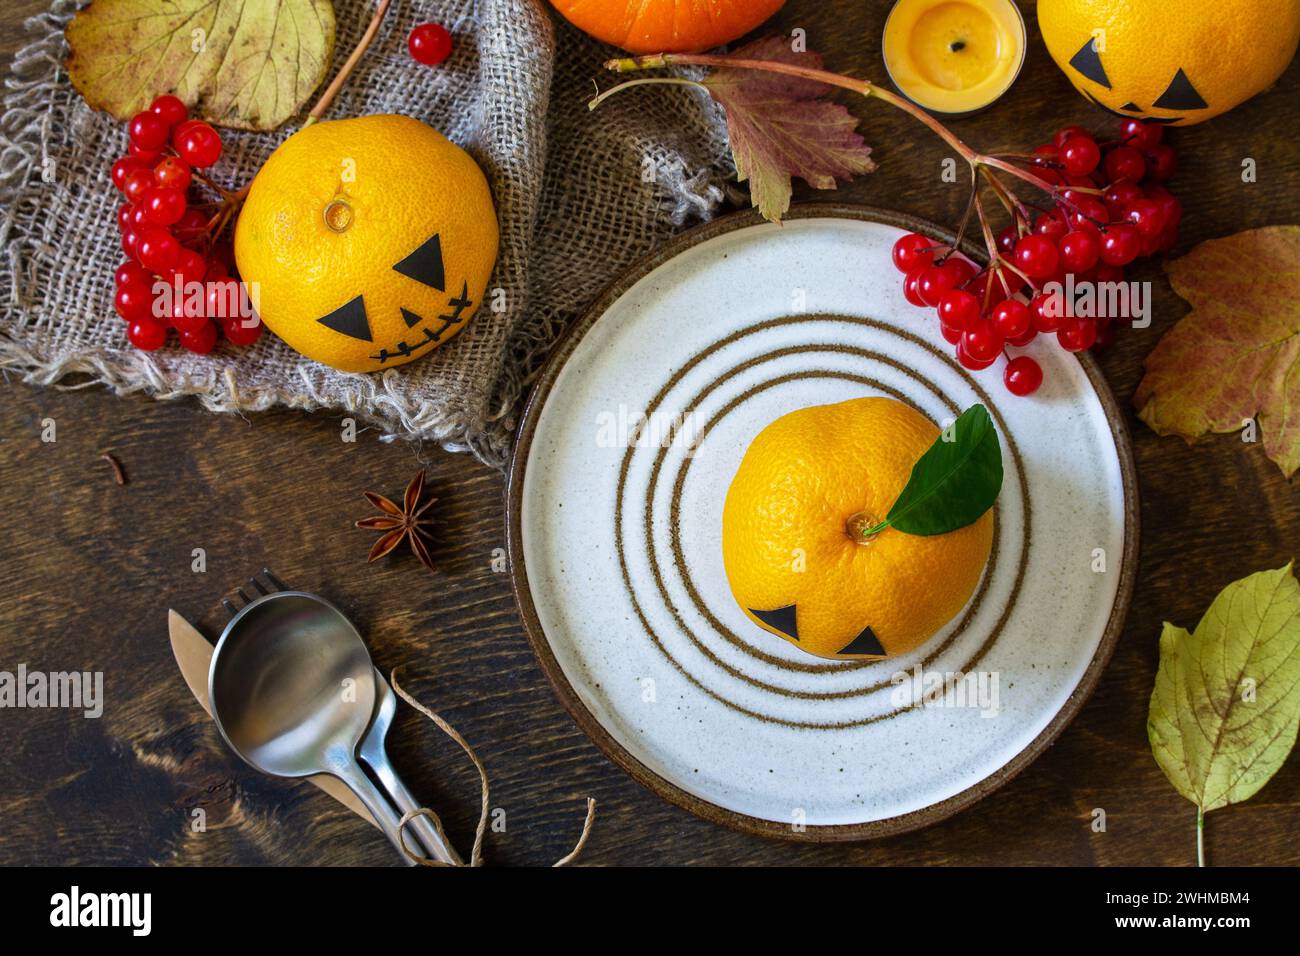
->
xmin=0 ymin=0 xmax=1297 ymax=866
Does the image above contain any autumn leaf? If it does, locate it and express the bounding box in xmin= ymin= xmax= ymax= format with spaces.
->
xmin=1134 ymin=225 xmax=1300 ymax=478
xmin=701 ymin=36 xmax=876 ymax=223
xmin=66 ymin=0 xmax=336 ymax=131
xmin=1148 ymin=563 xmax=1300 ymax=864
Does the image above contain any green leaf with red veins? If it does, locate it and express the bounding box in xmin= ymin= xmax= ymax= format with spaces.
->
xmin=1134 ymin=225 xmax=1300 ymax=478
xmin=702 ymin=36 xmax=876 ymax=223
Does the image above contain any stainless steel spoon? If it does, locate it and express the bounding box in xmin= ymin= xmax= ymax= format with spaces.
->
xmin=209 ymin=591 xmax=421 ymax=864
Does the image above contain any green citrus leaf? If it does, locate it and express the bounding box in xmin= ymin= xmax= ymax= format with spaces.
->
xmin=1148 ymin=563 xmax=1300 ymax=814
xmin=66 ymin=0 xmax=336 ymax=131
xmin=1133 ymin=225 xmax=1300 ymax=478
xmin=702 ymin=36 xmax=876 ymax=223
xmin=878 ymin=403 xmax=1002 ymax=537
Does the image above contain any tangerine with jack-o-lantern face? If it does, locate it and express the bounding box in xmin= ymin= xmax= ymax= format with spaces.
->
xmin=1038 ymin=0 xmax=1300 ymax=126
xmin=234 ymin=114 xmax=499 ymax=373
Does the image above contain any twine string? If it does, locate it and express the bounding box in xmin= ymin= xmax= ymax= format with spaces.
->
xmin=389 ymin=667 xmax=596 ymax=867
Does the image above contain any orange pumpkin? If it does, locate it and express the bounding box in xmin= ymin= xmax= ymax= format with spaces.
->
xmin=549 ymin=0 xmax=786 ymax=54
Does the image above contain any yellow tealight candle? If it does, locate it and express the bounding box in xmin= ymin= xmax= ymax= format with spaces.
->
xmin=883 ymin=0 xmax=1026 ymax=115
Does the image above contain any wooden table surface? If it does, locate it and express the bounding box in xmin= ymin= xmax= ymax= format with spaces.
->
xmin=2 ymin=1 xmax=1298 ymax=866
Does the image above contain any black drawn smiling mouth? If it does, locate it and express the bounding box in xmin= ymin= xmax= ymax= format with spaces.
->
xmin=1084 ymin=90 xmax=1183 ymax=124
xmin=313 ymin=231 xmax=479 ymax=364
xmin=369 ymin=280 xmax=474 ymax=364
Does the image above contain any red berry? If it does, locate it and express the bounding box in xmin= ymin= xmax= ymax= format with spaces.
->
xmin=122 ymin=228 xmax=141 ymax=260
xmin=1099 ymin=225 xmax=1141 ymax=266
xmin=143 ymin=187 xmax=187 ymax=226
xmin=917 ymin=262 xmax=960 ymax=306
xmin=122 ymin=167 xmax=155 ymax=203
xmin=408 ymin=22 xmax=453 ymax=66
xmin=892 ymin=233 xmax=935 ymax=273
xmin=1030 ymin=292 xmax=1063 ymax=334
xmin=128 ymin=141 xmax=164 ymax=164
xmin=174 ymin=121 xmax=222 ymax=168
xmin=1144 ymin=185 xmax=1183 ymax=229
xmin=126 ymin=317 xmax=167 ymax=351
xmin=153 ymin=156 xmax=192 ymax=191
xmin=1145 ymin=143 xmax=1177 ymax=181
xmin=962 ymin=320 xmax=1004 ymax=363
xmin=1057 ymin=317 xmax=1097 ymax=352
xmin=946 ymin=257 xmax=978 ymax=285
xmin=149 ymin=94 xmax=188 ymax=128
xmin=1103 ymin=180 xmax=1144 ymax=218
xmin=111 ymin=156 xmax=149 ymax=192
xmin=1052 ymin=126 xmax=1090 ymax=148
xmin=990 ymin=299 xmax=1031 ymax=340
xmin=1059 ymin=134 xmax=1101 ymax=177
xmin=1004 ymin=356 xmax=1043 ymax=396
xmin=173 ymin=207 xmax=209 ymax=244
xmin=1058 ymin=229 xmax=1100 ymax=273
xmin=179 ymin=320 xmax=219 ymax=354
xmin=1034 ymin=209 xmax=1069 ymax=242
xmin=116 ymin=260 xmax=153 ymax=288
xmin=114 ymin=283 xmax=153 ymax=322
xmin=1103 ymin=146 xmax=1146 ymax=184
xmin=939 ymin=321 xmax=962 ymax=345
xmin=1122 ymin=199 xmax=1166 ymax=239
xmin=128 ymin=111 xmax=169 ymax=151
xmin=937 ymin=289 xmax=981 ymax=330
xmin=1120 ymin=118 xmax=1162 ymax=151
xmin=1013 ymin=234 xmax=1060 ymax=280
xmin=902 ymin=270 xmax=927 ymax=307
xmin=996 ymin=224 xmax=1019 ymax=256
xmin=136 ymin=227 xmax=180 ymax=272
xmin=171 ymin=247 xmax=208 ymax=285
xmin=1006 ymin=326 xmax=1038 ymax=348
xmin=1064 ymin=196 xmax=1109 ymax=231
xmin=956 ymin=338 xmax=997 ymax=370
xmin=222 ymin=314 xmax=264 ymax=346
xmin=116 ymin=203 xmax=134 ymax=232
xmin=165 ymin=285 xmax=207 ymax=333
xmin=1094 ymin=263 xmax=1125 ymax=284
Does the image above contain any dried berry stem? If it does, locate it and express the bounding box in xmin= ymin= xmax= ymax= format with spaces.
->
xmin=597 ymin=50 xmax=1104 ymax=272
xmin=305 ymin=0 xmax=393 ymax=126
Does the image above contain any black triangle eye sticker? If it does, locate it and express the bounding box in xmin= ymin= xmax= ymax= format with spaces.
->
xmin=317 ymin=295 xmax=372 ymax=342
xmin=1068 ymin=37 xmax=1111 ymax=89
xmin=1153 ymin=68 xmax=1208 ymax=111
xmin=393 ymin=233 xmax=445 ymax=292
xmin=750 ymin=605 xmax=798 ymax=641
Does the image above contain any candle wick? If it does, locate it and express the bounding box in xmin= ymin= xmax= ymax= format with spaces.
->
xmin=950 ymin=39 xmax=966 ymax=52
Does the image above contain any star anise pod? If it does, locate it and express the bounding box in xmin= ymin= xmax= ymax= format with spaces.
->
xmin=355 ymin=469 xmax=437 ymax=571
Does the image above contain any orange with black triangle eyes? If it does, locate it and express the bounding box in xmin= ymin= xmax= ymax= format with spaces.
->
xmin=234 ymin=114 xmax=499 ymax=373
xmin=1038 ymin=0 xmax=1300 ymax=127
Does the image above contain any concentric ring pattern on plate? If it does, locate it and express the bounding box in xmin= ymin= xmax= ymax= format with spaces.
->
xmin=514 ymin=211 xmax=1132 ymax=833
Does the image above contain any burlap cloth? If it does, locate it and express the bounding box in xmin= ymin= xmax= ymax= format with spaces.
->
xmin=0 ymin=0 xmax=737 ymax=467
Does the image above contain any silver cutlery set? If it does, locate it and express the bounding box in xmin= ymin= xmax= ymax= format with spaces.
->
xmin=169 ymin=569 xmax=458 ymax=866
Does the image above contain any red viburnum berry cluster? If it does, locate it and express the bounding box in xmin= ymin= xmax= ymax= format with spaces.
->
xmin=111 ymin=95 xmax=261 ymax=354
xmin=892 ymin=118 xmax=1181 ymax=396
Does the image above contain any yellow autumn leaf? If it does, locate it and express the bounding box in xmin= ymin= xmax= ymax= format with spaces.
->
xmin=66 ymin=0 xmax=336 ymax=132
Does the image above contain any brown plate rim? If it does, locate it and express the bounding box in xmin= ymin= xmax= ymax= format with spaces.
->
xmin=505 ymin=202 xmax=1140 ymax=843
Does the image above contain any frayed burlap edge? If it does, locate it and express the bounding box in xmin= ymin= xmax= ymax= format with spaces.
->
xmin=0 ymin=1 xmax=736 ymax=470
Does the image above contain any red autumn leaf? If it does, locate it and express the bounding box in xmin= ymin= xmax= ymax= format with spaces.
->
xmin=703 ymin=36 xmax=876 ymax=223
xmin=1134 ymin=226 xmax=1300 ymax=477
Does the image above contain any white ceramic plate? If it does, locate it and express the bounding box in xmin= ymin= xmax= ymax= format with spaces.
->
xmin=507 ymin=206 xmax=1137 ymax=839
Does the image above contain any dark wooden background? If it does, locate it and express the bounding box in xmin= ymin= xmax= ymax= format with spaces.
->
xmin=2 ymin=0 xmax=1297 ymax=866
